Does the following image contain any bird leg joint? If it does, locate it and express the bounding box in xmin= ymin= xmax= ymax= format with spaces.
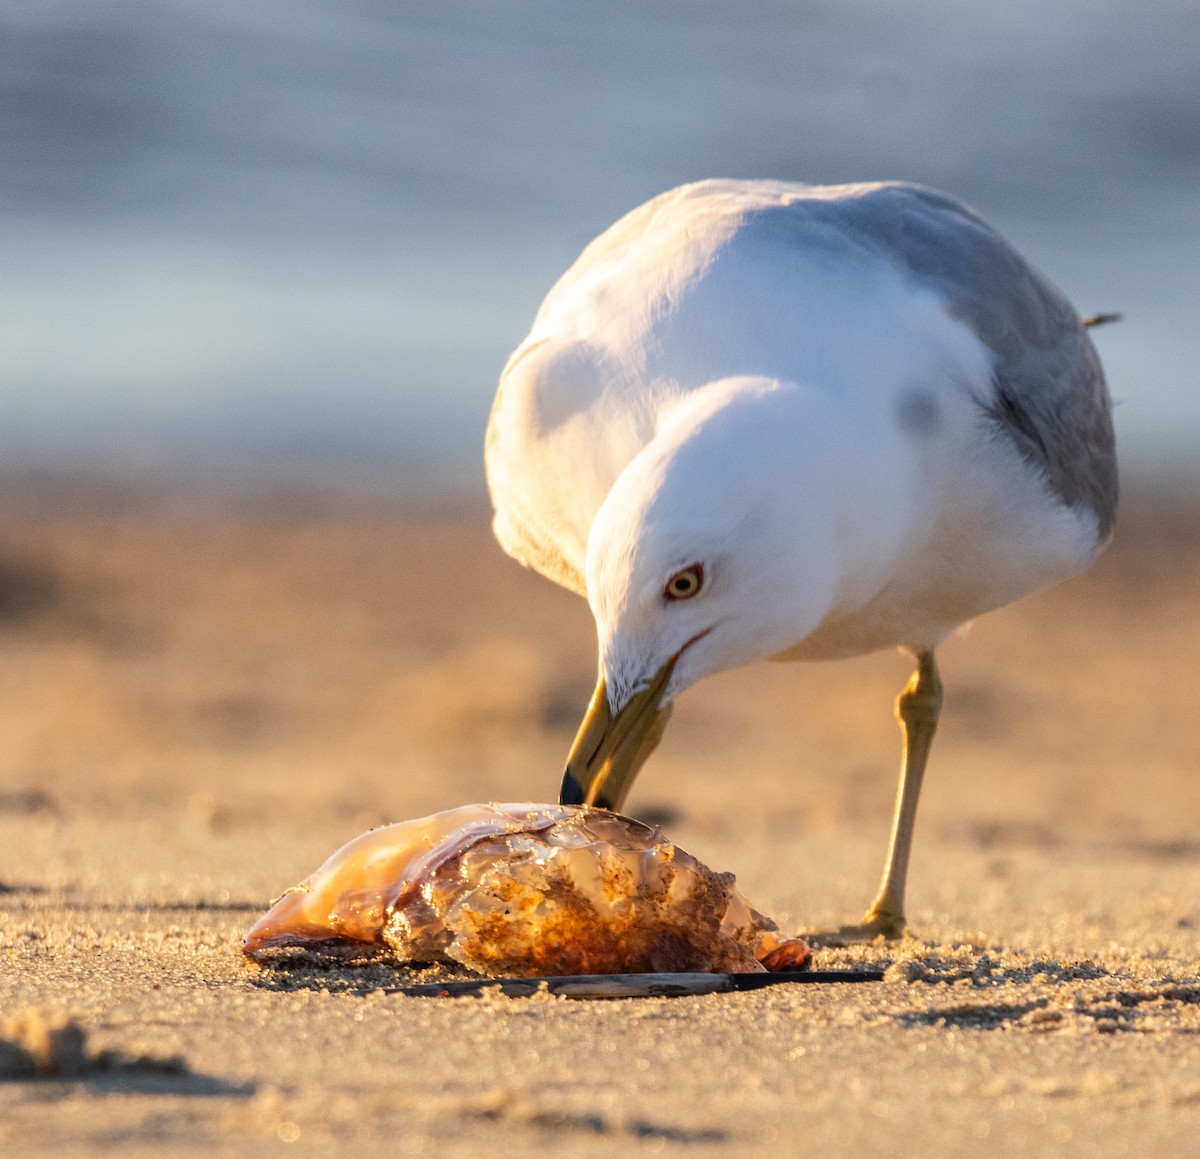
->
xmin=895 ymin=652 xmax=943 ymax=729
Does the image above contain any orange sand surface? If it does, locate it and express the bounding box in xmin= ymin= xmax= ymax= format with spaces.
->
xmin=0 ymin=474 xmax=1197 ymax=1157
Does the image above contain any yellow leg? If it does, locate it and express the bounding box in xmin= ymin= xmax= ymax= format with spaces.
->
xmin=840 ymin=650 xmax=942 ymax=941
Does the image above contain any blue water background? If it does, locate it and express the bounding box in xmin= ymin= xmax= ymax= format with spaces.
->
xmin=2 ymin=1 xmax=1197 ymax=491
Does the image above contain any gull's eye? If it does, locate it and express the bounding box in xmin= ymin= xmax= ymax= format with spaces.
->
xmin=663 ymin=564 xmax=704 ymax=601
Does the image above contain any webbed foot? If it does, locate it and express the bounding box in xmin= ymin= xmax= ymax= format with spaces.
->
xmin=838 ymin=907 xmax=908 ymax=942
xmin=803 ymin=908 xmax=908 ymax=947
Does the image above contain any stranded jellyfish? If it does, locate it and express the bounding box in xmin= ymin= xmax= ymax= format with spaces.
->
xmin=244 ymin=803 xmax=810 ymax=976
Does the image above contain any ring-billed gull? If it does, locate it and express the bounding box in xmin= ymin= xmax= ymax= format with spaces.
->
xmin=485 ymin=180 xmax=1117 ymax=938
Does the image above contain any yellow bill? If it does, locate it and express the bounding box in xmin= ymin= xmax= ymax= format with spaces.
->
xmin=559 ymin=657 xmax=676 ymax=812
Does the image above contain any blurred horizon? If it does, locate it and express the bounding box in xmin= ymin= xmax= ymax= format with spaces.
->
xmin=2 ymin=1 xmax=1198 ymax=494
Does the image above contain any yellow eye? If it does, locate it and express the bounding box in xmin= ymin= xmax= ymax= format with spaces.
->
xmin=664 ymin=565 xmax=704 ymax=601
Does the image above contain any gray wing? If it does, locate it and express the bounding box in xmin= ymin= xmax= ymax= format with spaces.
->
xmin=822 ymin=184 xmax=1119 ymax=540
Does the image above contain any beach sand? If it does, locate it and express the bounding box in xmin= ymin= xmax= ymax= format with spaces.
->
xmin=0 ymin=474 xmax=1197 ymax=1156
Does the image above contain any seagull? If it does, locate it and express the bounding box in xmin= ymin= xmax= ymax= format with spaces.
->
xmin=485 ymin=180 xmax=1117 ymax=939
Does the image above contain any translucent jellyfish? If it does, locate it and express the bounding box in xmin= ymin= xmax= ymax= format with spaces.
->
xmin=243 ymin=803 xmax=810 ymax=976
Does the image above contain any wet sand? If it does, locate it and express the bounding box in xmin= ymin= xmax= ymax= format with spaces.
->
xmin=0 ymin=474 xmax=1197 ymax=1156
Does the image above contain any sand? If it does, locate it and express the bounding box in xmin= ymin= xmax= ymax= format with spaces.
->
xmin=0 ymin=473 xmax=1197 ymax=1157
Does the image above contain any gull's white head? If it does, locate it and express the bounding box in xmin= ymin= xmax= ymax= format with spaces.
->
xmin=561 ymin=376 xmax=844 ymax=811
